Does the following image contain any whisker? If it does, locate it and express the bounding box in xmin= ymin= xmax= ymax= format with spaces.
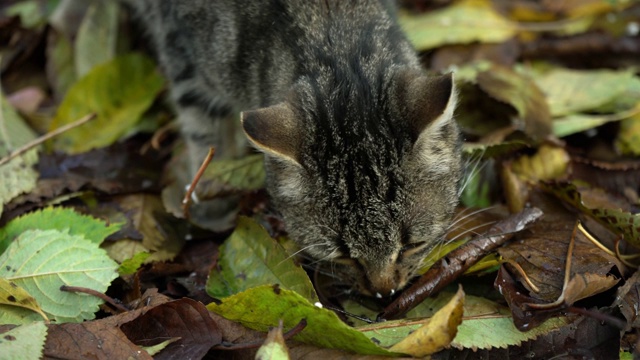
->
xmin=444 ymin=219 xmax=499 ymax=246
xmin=448 ymin=205 xmax=498 ymax=230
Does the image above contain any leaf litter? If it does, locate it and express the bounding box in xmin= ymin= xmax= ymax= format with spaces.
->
xmin=2 ymin=0 xmax=640 ymax=358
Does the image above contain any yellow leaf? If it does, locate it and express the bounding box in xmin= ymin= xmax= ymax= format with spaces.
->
xmin=0 ymin=278 xmax=48 ymax=322
xmin=389 ymin=286 xmax=465 ymax=357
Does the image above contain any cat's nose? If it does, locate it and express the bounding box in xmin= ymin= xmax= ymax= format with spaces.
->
xmin=375 ymin=289 xmax=396 ymax=298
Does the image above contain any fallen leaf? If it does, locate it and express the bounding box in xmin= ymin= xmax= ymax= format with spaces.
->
xmin=0 ymin=321 xmax=47 ymax=359
xmin=120 ymin=298 xmax=221 ymax=360
xmin=0 ymin=278 xmax=47 ymax=322
xmin=74 ymin=1 xmax=119 ymax=77
xmin=256 ymin=322 xmax=290 ymax=360
xmin=208 ymin=285 xmax=398 ymax=356
xmin=400 ymin=0 xmax=517 ymax=51
xmin=388 ymin=286 xmax=464 ymax=356
xmin=49 ymin=53 xmax=165 ymax=153
xmin=0 ymin=229 xmax=119 ymax=323
xmin=207 ymin=216 xmax=318 ymax=303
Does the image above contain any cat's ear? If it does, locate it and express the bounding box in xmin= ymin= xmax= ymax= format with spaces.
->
xmin=406 ymin=72 xmax=457 ymax=143
xmin=241 ymin=102 xmax=301 ymax=164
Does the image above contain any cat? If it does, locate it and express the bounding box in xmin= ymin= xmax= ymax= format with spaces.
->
xmin=124 ymin=0 xmax=462 ymax=298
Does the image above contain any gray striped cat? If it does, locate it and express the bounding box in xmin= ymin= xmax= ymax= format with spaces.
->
xmin=126 ymin=0 xmax=461 ymax=297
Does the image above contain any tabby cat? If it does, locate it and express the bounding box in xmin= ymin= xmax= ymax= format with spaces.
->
xmin=126 ymin=0 xmax=462 ymax=297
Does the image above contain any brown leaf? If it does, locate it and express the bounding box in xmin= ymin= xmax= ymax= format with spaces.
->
xmin=120 ymin=298 xmax=221 ymax=360
xmin=614 ymin=269 xmax=640 ymax=331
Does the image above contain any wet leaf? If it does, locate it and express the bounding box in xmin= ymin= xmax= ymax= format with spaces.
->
xmin=0 ymin=229 xmax=119 ymax=323
xmin=49 ymin=53 xmax=165 ymax=153
xmin=207 ymin=217 xmax=318 ymax=303
xmin=208 ymin=285 xmax=397 ymax=356
xmin=400 ymin=0 xmax=516 ymax=51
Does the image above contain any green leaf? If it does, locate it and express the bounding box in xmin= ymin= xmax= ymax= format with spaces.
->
xmin=49 ymin=53 xmax=165 ymax=153
xmin=400 ymin=0 xmax=516 ymax=51
xmin=199 ymin=154 xmax=266 ymax=198
xmin=74 ymin=1 xmax=119 ymax=77
xmin=0 ymin=207 xmax=122 ymax=254
xmin=207 ymin=285 xmax=398 ymax=356
xmin=118 ymin=251 xmax=150 ymax=276
xmin=207 ymin=217 xmax=317 ymax=303
xmin=0 ymin=321 xmax=48 ymax=359
xmin=531 ymin=67 xmax=638 ymax=117
xmin=0 ymin=229 xmax=119 ymax=323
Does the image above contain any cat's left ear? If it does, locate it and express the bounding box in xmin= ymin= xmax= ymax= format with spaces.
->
xmin=405 ymin=72 xmax=458 ymax=143
xmin=241 ymin=102 xmax=301 ymax=164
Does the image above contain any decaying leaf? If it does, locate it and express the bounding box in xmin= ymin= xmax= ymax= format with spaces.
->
xmin=0 ymin=278 xmax=48 ymax=322
xmin=120 ymin=298 xmax=221 ymax=360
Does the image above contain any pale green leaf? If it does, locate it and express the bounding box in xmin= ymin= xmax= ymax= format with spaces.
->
xmin=49 ymin=53 xmax=165 ymax=153
xmin=208 ymin=285 xmax=398 ymax=356
xmin=141 ymin=338 xmax=180 ymax=357
xmin=0 ymin=207 xmax=122 ymax=254
xmin=400 ymin=0 xmax=516 ymax=51
xmin=207 ymin=217 xmax=317 ymax=303
xmin=75 ymin=1 xmax=119 ymax=77
xmin=0 ymin=321 xmax=48 ymax=360
xmin=0 ymin=229 xmax=119 ymax=323
xmin=0 ymin=151 xmax=38 ymax=219
xmin=359 ymin=292 xmax=569 ymax=350
xmin=199 ymin=154 xmax=266 ymax=198
xmin=46 ymin=31 xmax=76 ymax=100
xmin=256 ymin=325 xmax=290 ymax=360
xmin=0 ymin=96 xmax=39 ymax=218
xmin=531 ymin=67 xmax=638 ymax=117
xmin=552 ymin=104 xmax=640 ymax=137
xmin=452 ymin=316 xmax=569 ymax=350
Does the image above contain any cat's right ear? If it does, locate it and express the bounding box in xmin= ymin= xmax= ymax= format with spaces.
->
xmin=241 ymin=102 xmax=301 ymax=164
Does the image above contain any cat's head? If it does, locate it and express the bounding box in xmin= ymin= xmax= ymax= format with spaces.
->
xmin=241 ymin=70 xmax=461 ymax=297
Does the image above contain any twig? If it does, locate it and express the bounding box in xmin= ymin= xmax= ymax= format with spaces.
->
xmin=502 ymin=258 xmax=540 ymax=293
xmin=524 ymin=221 xmax=578 ymax=310
xmin=182 ymin=147 xmax=216 ymax=219
xmin=0 ymin=113 xmax=96 ymax=167
xmin=60 ymin=284 xmax=130 ymax=313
